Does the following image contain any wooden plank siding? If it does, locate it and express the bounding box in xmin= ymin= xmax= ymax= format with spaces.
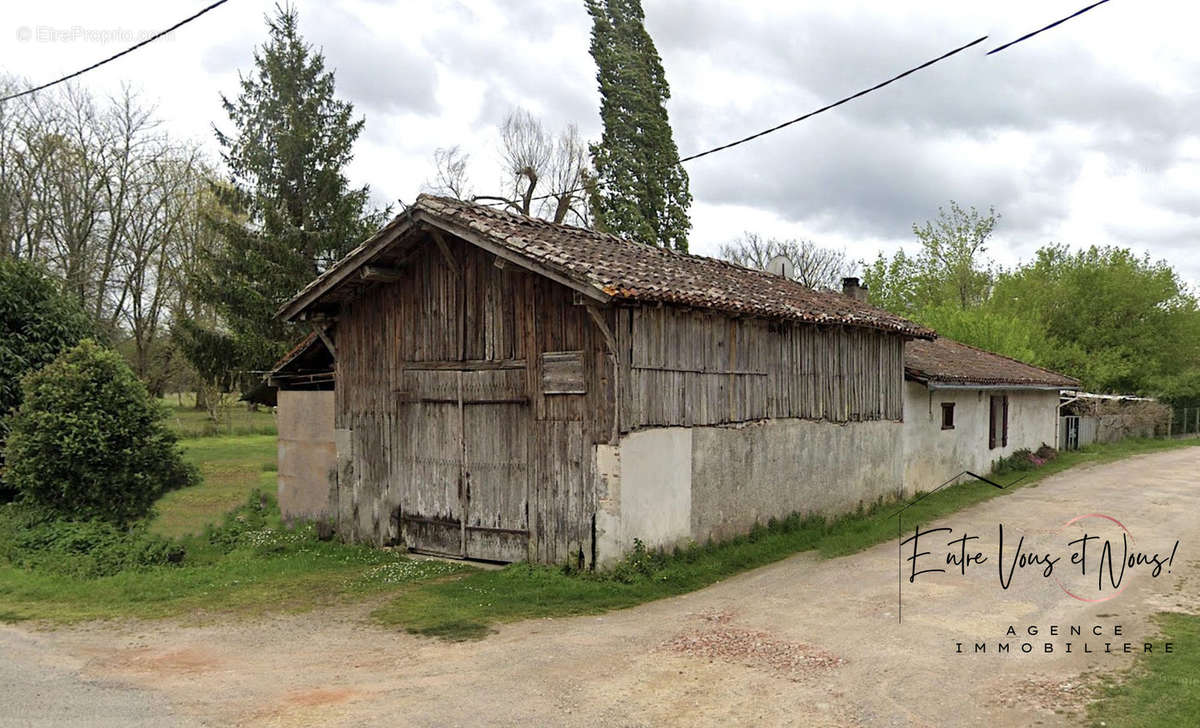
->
xmin=332 ymin=228 xmax=904 ymax=564
xmin=333 ymin=232 xmax=606 ymax=562
xmin=614 ymin=306 xmax=904 ymax=432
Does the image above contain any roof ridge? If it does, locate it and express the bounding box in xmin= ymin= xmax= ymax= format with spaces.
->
xmin=279 ymin=194 xmax=935 ymax=337
xmin=417 ymin=194 xmax=859 ymax=298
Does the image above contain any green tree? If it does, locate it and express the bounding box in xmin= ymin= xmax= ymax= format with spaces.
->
xmin=990 ymin=245 xmax=1200 ymax=398
xmin=911 ymin=303 xmax=1053 ymax=366
xmin=189 ymin=4 xmax=386 ymax=383
xmin=862 ymin=202 xmax=997 ymax=314
xmin=0 ymin=258 xmax=93 ymax=500
xmin=586 ymin=0 xmax=692 ymax=251
xmin=862 ymin=249 xmax=922 ymax=314
xmin=911 ymin=201 xmax=997 ymax=309
xmin=4 ymin=340 xmax=198 ymax=524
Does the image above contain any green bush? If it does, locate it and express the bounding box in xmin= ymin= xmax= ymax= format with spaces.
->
xmin=0 ymin=258 xmax=92 ymax=499
xmin=993 ymin=448 xmax=1038 ymax=475
xmin=0 ymin=504 xmax=184 ymax=578
xmin=203 ymin=489 xmax=273 ymax=553
xmin=3 ymin=340 xmax=199 ymax=524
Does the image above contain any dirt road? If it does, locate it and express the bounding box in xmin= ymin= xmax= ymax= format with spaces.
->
xmin=5 ymin=448 xmax=1198 ymax=727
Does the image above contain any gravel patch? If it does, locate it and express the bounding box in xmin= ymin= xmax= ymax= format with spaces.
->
xmin=660 ymin=610 xmax=846 ymax=680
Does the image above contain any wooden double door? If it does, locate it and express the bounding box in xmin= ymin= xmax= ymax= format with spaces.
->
xmin=398 ymin=363 xmax=531 ymax=562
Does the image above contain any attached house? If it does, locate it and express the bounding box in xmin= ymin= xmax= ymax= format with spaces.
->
xmin=901 ymin=336 xmax=1079 ymax=493
xmin=274 ymin=194 xmax=934 ymax=567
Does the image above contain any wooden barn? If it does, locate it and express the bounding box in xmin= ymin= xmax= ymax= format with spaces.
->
xmin=276 ymin=195 xmax=933 ymax=566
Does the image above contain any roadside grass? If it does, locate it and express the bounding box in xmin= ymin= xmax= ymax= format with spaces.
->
xmin=149 ymin=435 xmax=278 ymax=540
xmin=161 ymin=393 xmax=277 ymax=438
xmin=1 ymin=436 xmax=1194 ymax=633
xmin=0 ymin=537 xmax=468 ymax=624
xmin=1086 ymin=612 xmax=1200 ymax=727
xmin=374 ymin=437 xmax=1200 ymax=640
xmin=0 ymin=431 xmax=471 ymax=624
xmin=0 ymin=498 xmax=470 ymax=624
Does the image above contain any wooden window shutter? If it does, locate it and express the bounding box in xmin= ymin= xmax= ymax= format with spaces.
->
xmin=1001 ymin=395 xmax=1009 ymax=447
xmin=988 ymin=396 xmax=998 ymax=449
xmin=541 ymin=351 xmax=586 ymax=395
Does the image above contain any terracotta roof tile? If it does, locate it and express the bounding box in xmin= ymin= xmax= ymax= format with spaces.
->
xmin=282 ymin=194 xmax=934 ymax=338
xmin=905 ymin=336 xmax=1079 ymax=388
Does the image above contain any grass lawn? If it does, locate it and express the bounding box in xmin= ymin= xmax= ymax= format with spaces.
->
xmin=150 ymin=435 xmax=278 ymax=540
xmin=160 ymin=393 xmax=277 ymax=438
xmin=1087 ymin=612 xmax=1200 ymax=727
xmin=373 ymin=437 xmax=1200 ymax=640
xmin=0 ymin=431 xmax=469 ymax=624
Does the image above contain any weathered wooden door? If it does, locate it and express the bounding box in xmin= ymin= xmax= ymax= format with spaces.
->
xmin=400 ymin=371 xmax=465 ymax=556
xmin=399 ymin=365 xmax=530 ymax=561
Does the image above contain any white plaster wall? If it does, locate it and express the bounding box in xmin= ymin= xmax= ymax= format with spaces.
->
xmin=901 ymin=383 xmax=1059 ymax=494
xmin=594 ymin=387 xmax=1061 ymax=565
xmin=689 ymin=419 xmax=903 ymax=543
xmin=594 ymin=428 xmax=693 ymax=565
xmin=596 ymin=418 xmax=904 ymax=564
xmin=276 ymin=389 xmax=337 ymax=524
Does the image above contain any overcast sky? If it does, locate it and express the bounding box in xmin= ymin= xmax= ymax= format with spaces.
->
xmin=3 ymin=0 xmax=1197 ymax=286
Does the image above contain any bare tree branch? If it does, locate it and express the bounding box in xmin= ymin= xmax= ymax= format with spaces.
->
xmin=719 ymin=232 xmax=854 ymax=290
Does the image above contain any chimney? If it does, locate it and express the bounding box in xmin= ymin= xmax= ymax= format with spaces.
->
xmin=842 ymin=277 xmax=869 ymax=303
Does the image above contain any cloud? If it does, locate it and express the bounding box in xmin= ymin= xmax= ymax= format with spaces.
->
xmin=632 ymin=0 xmax=1200 ymax=286
xmin=306 ymin=4 xmax=440 ymax=117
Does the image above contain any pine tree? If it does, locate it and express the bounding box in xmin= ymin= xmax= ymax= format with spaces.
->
xmin=189 ymin=4 xmax=386 ymax=383
xmin=586 ymin=0 xmax=692 ymax=252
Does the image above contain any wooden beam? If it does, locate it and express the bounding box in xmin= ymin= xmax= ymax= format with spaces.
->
xmin=276 ymin=214 xmax=412 ymax=321
xmin=585 ymin=305 xmax=618 ymax=355
xmin=585 ymin=304 xmax=621 ymax=444
xmin=360 ymin=265 xmax=404 ymax=282
xmin=430 ymin=228 xmax=461 ymax=278
xmin=402 ymin=359 xmax=526 ymax=371
xmin=427 ymin=215 xmax=610 ymax=303
xmin=310 ymin=324 xmax=336 ymax=359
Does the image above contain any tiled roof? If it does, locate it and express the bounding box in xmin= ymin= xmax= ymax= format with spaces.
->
xmin=905 ymin=336 xmax=1079 ymax=388
xmin=279 ymin=194 xmax=934 ymax=338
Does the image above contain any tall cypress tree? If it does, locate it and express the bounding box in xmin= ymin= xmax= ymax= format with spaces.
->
xmin=586 ymin=0 xmax=692 ymax=252
xmin=189 ymin=4 xmax=386 ymax=383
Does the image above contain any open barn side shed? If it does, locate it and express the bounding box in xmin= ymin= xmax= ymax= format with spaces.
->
xmin=276 ymin=195 xmax=934 ymax=567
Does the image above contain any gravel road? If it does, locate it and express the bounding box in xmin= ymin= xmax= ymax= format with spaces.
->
xmin=0 ymin=627 xmax=200 ymax=728
xmin=3 ymin=446 xmax=1198 ymax=727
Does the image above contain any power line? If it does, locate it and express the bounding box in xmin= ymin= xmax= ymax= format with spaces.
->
xmin=0 ymin=0 xmax=233 ymax=104
xmin=509 ymin=5 xmax=1114 ymax=209
xmin=679 ymin=34 xmax=988 ymax=163
xmin=987 ymin=0 xmax=1112 ymax=55
xmin=509 ymin=34 xmax=988 ymax=207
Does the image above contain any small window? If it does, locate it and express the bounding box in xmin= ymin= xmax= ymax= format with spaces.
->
xmin=941 ymin=402 xmax=955 ymax=430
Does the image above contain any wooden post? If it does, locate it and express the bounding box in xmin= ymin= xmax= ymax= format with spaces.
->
xmin=458 ymin=369 xmax=466 ymax=557
xmin=584 ymin=304 xmax=620 ymax=443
